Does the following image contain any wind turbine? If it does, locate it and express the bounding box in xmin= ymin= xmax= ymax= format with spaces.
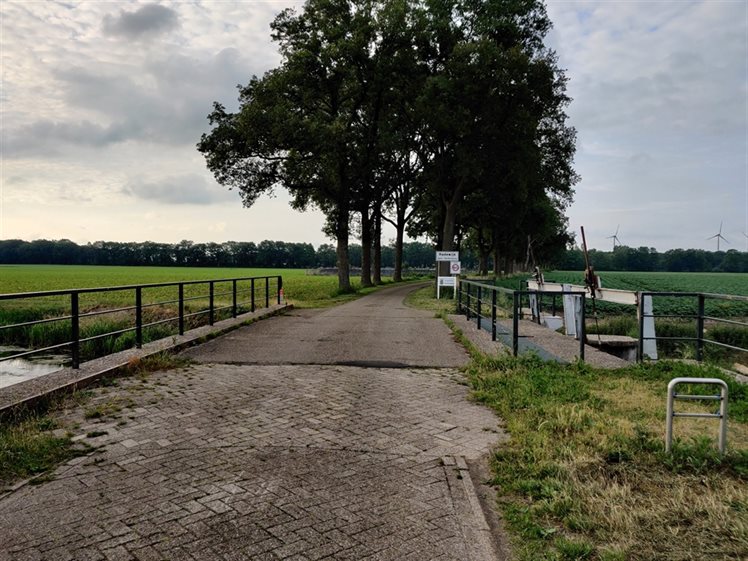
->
xmin=607 ymin=225 xmax=621 ymax=250
xmin=743 ymin=231 xmax=748 ymax=252
xmin=707 ymin=222 xmax=729 ymax=251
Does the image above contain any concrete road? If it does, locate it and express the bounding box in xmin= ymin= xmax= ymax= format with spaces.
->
xmin=1 ymin=283 xmax=506 ymax=561
xmin=181 ymin=282 xmax=468 ymax=368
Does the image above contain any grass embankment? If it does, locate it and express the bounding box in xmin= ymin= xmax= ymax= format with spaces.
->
xmin=468 ymin=355 xmax=747 ymax=560
xmin=406 ymin=287 xmax=747 ymax=559
xmin=0 ymin=353 xmax=189 ymax=488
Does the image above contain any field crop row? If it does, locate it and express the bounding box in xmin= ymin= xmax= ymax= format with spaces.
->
xmin=493 ymin=270 xmax=748 ymax=296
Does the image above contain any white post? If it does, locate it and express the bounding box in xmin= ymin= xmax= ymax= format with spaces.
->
xmin=642 ymin=295 xmax=658 ymax=360
xmin=562 ymin=284 xmax=577 ymax=337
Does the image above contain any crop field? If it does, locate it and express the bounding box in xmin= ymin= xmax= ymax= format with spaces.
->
xmin=544 ymin=270 xmax=748 ymax=296
xmin=494 ymin=270 xmax=748 ymax=296
xmin=493 ymin=270 xmax=748 ymax=317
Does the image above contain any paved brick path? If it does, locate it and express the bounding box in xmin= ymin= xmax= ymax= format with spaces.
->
xmin=1 ymin=285 xmax=505 ymax=560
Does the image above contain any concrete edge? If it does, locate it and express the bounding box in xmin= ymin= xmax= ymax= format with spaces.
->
xmin=442 ymin=454 xmax=509 ymax=561
xmin=0 ymin=304 xmax=293 ymax=418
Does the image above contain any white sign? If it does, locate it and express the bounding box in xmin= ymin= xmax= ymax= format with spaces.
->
xmin=436 ymin=251 xmax=459 ymax=261
xmin=438 ymin=276 xmax=456 ymax=287
xmin=450 ymin=261 xmax=461 ymax=275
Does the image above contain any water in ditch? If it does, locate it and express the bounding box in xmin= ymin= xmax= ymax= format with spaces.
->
xmin=0 ymin=346 xmax=67 ymax=389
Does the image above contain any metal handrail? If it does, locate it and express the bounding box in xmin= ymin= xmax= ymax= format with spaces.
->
xmin=458 ymin=279 xmax=587 ymax=359
xmin=639 ymin=291 xmax=747 ymax=362
xmin=459 ymin=280 xmax=746 ymax=365
xmin=0 ymin=276 xmax=283 ymax=369
xmin=0 ymin=276 xmax=281 ymax=300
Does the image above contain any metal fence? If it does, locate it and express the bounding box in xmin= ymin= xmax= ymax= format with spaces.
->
xmin=0 ymin=276 xmax=282 ymax=369
xmin=638 ymin=291 xmax=748 ymax=362
xmin=458 ymin=279 xmax=587 ymax=359
xmin=457 ymin=279 xmax=747 ymax=364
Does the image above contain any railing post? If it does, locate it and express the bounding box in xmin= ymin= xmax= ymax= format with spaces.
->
xmin=637 ymin=292 xmax=645 ymax=362
xmin=251 ymin=278 xmax=255 ymax=312
xmin=178 ymin=283 xmax=184 ymax=335
xmin=232 ymin=280 xmax=237 ymax=318
xmin=135 ymin=287 xmax=142 ymax=348
xmin=466 ymin=284 xmax=471 ymax=320
xmin=696 ymin=294 xmax=705 ymax=362
xmin=579 ymin=293 xmax=586 ymax=361
xmin=512 ymin=292 xmax=519 ymax=356
xmin=476 ymin=285 xmax=482 ymax=330
xmin=457 ymin=281 xmax=463 ymax=313
xmin=71 ymin=292 xmax=80 ymax=369
xmin=491 ymin=289 xmax=497 ymax=341
xmin=277 ymin=276 xmax=282 ymax=305
xmin=209 ymin=281 xmax=215 ymax=325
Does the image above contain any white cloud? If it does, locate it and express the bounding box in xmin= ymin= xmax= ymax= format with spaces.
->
xmin=0 ymin=0 xmax=745 ymax=251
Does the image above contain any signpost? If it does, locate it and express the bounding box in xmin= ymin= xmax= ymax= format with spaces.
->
xmin=436 ymin=251 xmax=460 ymax=299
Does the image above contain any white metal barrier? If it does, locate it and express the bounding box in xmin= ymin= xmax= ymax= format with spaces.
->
xmin=665 ymin=377 xmax=728 ymax=455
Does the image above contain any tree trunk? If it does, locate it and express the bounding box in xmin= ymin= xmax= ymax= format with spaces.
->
xmin=373 ymin=209 xmax=382 ymax=285
xmin=394 ymin=223 xmax=404 ymax=282
xmin=360 ymin=209 xmax=373 ymax=287
xmin=435 ymin=196 xmax=461 ymax=279
xmin=335 ymin=208 xmax=351 ymax=292
xmin=441 ymin=197 xmax=459 ymax=251
xmin=479 ymin=253 xmax=488 ymax=276
xmin=493 ymin=248 xmax=501 ymax=276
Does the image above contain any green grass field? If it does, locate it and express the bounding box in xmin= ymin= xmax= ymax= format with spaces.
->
xmin=0 ymin=264 xmax=398 ymax=310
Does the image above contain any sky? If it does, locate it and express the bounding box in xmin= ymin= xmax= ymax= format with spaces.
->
xmin=1 ymin=0 xmax=746 ymax=252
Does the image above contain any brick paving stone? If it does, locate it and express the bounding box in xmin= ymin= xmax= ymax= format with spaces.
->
xmin=1 ymin=285 xmax=507 ymax=560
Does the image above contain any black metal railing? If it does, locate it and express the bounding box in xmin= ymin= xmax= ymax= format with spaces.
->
xmin=458 ymin=279 xmax=587 ymax=359
xmin=458 ymin=279 xmax=747 ymax=364
xmin=0 ymin=276 xmax=282 ymax=369
xmin=638 ymin=291 xmax=748 ymax=363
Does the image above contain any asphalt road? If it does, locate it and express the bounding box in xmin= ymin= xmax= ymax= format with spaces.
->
xmin=181 ymin=282 xmax=469 ymax=368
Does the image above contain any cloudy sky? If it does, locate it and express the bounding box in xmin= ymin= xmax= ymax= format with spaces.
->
xmin=1 ymin=0 xmax=746 ymax=252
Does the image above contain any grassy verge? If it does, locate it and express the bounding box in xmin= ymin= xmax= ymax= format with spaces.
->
xmin=0 ymin=412 xmax=89 ymax=488
xmin=469 ymin=355 xmax=747 ymax=560
xmin=404 ymin=283 xmax=459 ymax=316
xmin=0 ymin=352 xmax=189 ymax=488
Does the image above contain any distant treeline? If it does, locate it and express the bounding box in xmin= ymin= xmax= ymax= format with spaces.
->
xmin=0 ymin=239 xmax=745 ymax=273
xmin=0 ymin=239 xmax=469 ymax=270
xmin=556 ymin=246 xmax=747 ymax=273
